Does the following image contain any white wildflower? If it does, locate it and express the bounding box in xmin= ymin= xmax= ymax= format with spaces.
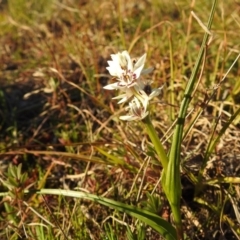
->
xmin=104 ymin=50 xmax=153 ymax=90
xmin=120 ymin=97 xmax=149 ymax=121
xmin=104 ymin=50 xmax=163 ymax=121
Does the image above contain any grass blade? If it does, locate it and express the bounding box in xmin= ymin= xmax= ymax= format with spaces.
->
xmin=35 ymin=189 xmax=177 ymax=240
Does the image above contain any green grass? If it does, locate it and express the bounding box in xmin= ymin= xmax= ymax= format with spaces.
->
xmin=0 ymin=0 xmax=240 ymax=239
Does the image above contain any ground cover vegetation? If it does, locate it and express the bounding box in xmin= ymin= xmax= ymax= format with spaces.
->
xmin=0 ymin=0 xmax=240 ymax=239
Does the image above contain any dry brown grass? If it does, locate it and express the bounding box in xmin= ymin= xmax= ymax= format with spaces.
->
xmin=0 ymin=0 xmax=240 ymax=239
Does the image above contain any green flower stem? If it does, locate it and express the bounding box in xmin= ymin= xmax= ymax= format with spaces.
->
xmin=142 ymin=115 xmax=168 ymax=171
xmin=170 ymin=195 xmax=183 ymax=239
xmin=166 ymin=1 xmax=217 ymax=239
xmin=143 ymin=114 xmax=181 ymax=238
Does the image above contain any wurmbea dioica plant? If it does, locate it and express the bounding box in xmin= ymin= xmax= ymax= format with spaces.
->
xmin=104 ymin=50 xmax=183 ymax=238
xmin=0 ymin=1 xmax=220 ymax=239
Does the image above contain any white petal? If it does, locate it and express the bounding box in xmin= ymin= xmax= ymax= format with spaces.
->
xmin=134 ymin=53 xmax=146 ymax=70
xmin=103 ymin=82 xmax=119 ymax=90
xmin=119 ymin=115 xmax=136 ymax=121
xmin=117 ymin=97 xmax=129 ymax=104
xmin=148 ymin=86 xmax=163 ymax=99
xmin=122 ymin=51 xmax=133 ymax=70
xmin=111 ymin=54 xmax=120 ymax=62
xmin=106 ymin=61 xmax=122 ymax=76
xmin=112 ymin=94 xmax=129 ymax=104
xmin=141 ymin=67 xmax=154 ymax=75
xmin=142 ymin=98 xmax=149 ymax=111
xmin=133 ymin=53 xmax=146 ymax=78
xmin=118 ymin=52 xmax=128 ymax=67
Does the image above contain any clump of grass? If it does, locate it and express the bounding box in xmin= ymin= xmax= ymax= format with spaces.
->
xmin=8 ymin=0 xmax=54 ymax=25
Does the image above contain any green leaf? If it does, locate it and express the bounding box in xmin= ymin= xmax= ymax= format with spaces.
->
xmin=17 ymin=163 xmax=23 ymax=180
xmin=166 ymin=0 xmax=218 ymax=237
xmin=36 ymin=189 xmax=177 ymax=240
